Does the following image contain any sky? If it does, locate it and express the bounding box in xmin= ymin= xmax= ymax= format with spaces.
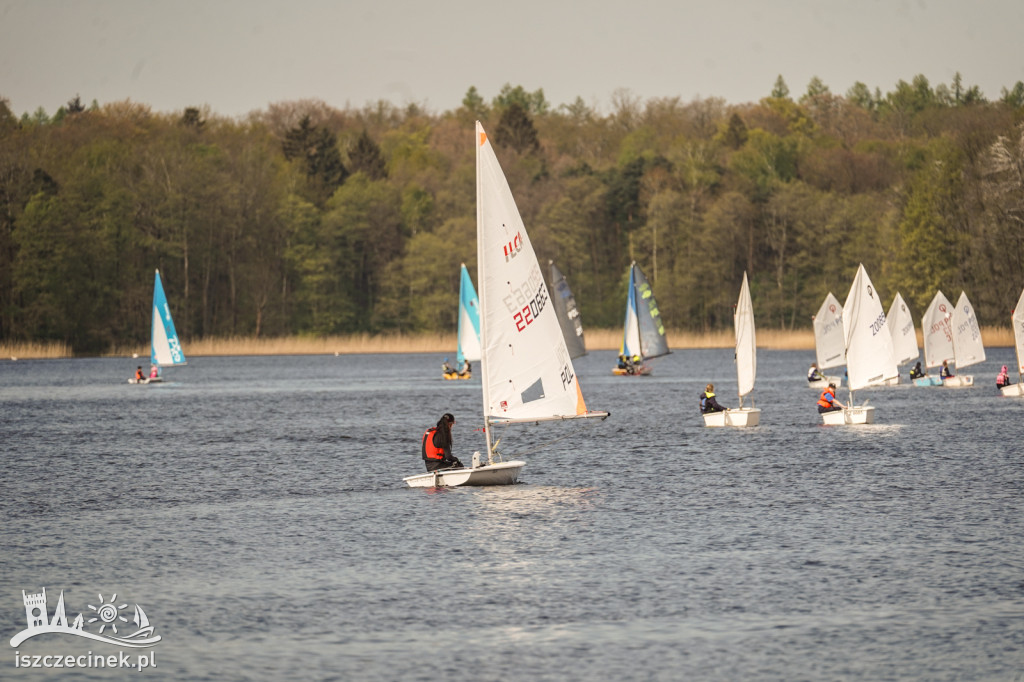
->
xmin=1 ymin=0 xmax=1022 ymax=119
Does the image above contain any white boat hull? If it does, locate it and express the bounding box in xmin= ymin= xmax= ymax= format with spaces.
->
xmin=808 ymin=376 xmax=842 ymax=389
xmin=403 ymin=460 xmax=525 ymax=488
xmin=128 ymin=376 xmax=163 ymax=385
xmin=702 ymin=408 xmax=760 ymax=428
xmin=1000 ymin=383 xmax=1024 ymax=397
xmin=942 ymin=375 xmax=973 ymax=388
xmin=914 ymin=376 xmax=943 ymax=387
xmin=821 ymin=405 xmax=875 ymax=425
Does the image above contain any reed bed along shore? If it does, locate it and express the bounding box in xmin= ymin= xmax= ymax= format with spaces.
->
xmin=1 ymin=327 xmax=1014 ymax=360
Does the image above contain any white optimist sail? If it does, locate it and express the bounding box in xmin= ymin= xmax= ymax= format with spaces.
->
xmin=843 ymin=264 xmax=898 ymax=392
xmin=886 ymin=292 xmax=919 ymax=367
xmin=475 ymin=121 xmax=607 ymax=439
xmin=922 ymin=291 xmax=955 ymax=370
xmin=1004 ymin=287 xmax=1024 ymax=396
xmin=952 ymin=291 xmax=985 ymax=369
xmin=152 ymin=269 xmax=187 ymax=367
xmin=735 ymin=272 xmax=757 ymax=400
xmin=813 ymin=293 xmax=845 ymax=371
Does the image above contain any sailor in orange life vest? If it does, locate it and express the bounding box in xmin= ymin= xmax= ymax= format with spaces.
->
xmin=421 ymin=413 xmax=464 ymax=472
xmin=134 ymin=366 xmax=145 ymax=382
xmin=817 ymin=382 xmax=845 ymax=413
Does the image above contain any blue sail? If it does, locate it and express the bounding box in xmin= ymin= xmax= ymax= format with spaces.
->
xmin=456 ymin=264 xmax=481 ymax=365
xmin=151 ymin=269 xmax=187 ymax=367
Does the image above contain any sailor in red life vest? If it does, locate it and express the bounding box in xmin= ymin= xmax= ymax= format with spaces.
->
xmin=421 ymin=413 xmax=464 ymax=472
xmin=817 ymin=382 xmax=845 ymax=413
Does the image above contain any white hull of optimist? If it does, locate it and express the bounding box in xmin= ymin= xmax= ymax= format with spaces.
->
xmin=914 ymin=376 xmax=943 ymax=386
xmin=942 ymin=375 xmax=973 ymax=388
xmin=808 ymin=376 xmax=843 ymax=389
xmin=128 ymin=376 xmax=163 ymax=385
xmin=702 ymin=408 xmax=760 ymax=427
xmin=403 ymin=460 xmax=525 ymax=488
xmin=821 ymin=405 xmax=875 ymax=425
xmin=1000 ymin=383 xmax=1024 ymax=397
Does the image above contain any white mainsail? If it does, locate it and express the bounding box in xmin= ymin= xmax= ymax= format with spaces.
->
xmin=476 ymin=121 xmax=601 ymax=433
xmin=735 ymin=272 xmax=756 ymax=399
xmin=886 ymin=292 xmax=919 ymax=367
xmin=843 ymin=264 xmax=898 ymax=392
xmin=951 ymin=291 xmax=985 ymax=369
xmin=813 ymin=292 xmax=845 ymax=370
xmin=922 ymin=291 xmax=955 ymax=370
xmin=1013 ymin=287 xmax=1024 ymax=377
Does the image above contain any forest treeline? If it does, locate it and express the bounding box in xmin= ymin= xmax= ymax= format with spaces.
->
xmin=2 ymin=74 xmax=1023 ymax=353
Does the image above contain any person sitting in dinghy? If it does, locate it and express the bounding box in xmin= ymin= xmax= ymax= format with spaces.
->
xmin=149 ymin=364 xmax=159 ymax=379
xmin=940 ymin=360 xmax=955 ymax=380
xmin=134 ymin=366 xmax=145 ymax=382
xmin=817 ymin=383 xmax=845 ymax=413
xmin=807 ymin=363 xmax=825 ymax=382
xmin=441 ymin=358 xmax=458 ymax=379
xmin=996 ymin=365 xmax=1012 ymax=389
xmin=699 ymin=384 xmax=728 ymax=414
xmin=421 ymin=413 xmax=464 ymax=472
xmin=910 ymin=362 xmax=925 ymax=380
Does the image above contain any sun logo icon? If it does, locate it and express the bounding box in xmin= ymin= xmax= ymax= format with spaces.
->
xmin=87 ymin=593 xmax=129 ymax=634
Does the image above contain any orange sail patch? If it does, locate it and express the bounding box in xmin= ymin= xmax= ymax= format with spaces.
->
xmin=575 ymin=379 xmax=588 ymax=414
xmin=479 ymin=131 xmax=487 ymax=146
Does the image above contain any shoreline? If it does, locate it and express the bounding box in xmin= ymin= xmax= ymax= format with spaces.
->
xmin=0 ymin=327 xmax=1014 ymax=359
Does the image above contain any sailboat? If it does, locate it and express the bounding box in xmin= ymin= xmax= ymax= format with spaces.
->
xmin=1001 ymin=286 xmax=1024 ymax=396
xmin=613 ymin=261 xmax=670 ymax=375
xmin=443 ymin=263 xmax=481 ymax=380
xmin=921 ymin=290 xmax=981 ymax=387
xmin=885 ymin=292 xmax=919 ymax=384
xmin=950 ymin=291 xmax=985 ymax=386
xmin=129 ymin=269 xmax=186 ymax=384
xmin=549 ymin=261 xmax=586 ymax=359
xmin=704 ymin=272 xmax=760 ymax=427
xmin=809 ymin=292 xmax=844 ymax=388
xmin=821 ymin=264 xmax=898 ymax=425
xmin=404 ymin=122 xmax=609 ymax=487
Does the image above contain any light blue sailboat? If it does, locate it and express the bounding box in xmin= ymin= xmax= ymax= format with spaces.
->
xmin=443 ymin=264 xmax=480 ymax=379
xmin=131 ymin=269 xmax=186 ymax=383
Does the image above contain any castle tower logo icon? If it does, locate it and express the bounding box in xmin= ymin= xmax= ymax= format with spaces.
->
xmin=10 ymin=588 xmax=161 ymax=648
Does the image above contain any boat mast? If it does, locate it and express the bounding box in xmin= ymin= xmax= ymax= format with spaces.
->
xmin=475 ymin=122 xmax=494 ymax=458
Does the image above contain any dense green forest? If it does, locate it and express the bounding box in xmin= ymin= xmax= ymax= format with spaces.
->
xmin=2 ymin=74 xmax=1023 ymax=353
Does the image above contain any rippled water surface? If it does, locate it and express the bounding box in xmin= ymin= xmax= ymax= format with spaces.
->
xmin=1 ymin=350 xmax=1023 ymax=680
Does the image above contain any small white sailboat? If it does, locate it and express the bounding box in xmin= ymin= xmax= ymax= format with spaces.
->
xmin=920 ymin=291 xmax=955 ymax=386
xmin=443 ymin=263 xmax=481 ymax=380
xmin=704 ymin=272 xmax=760 ymax=427
xmin=549 ymin=261 xmax=586 ymax=359
xmin=949 ymin=290 xmax=985 ymax=386
xmin=613 ymin=261 xmax=670 ymax=375
xmin=1001 ymin=287 xmax=1024 ymax=396
xmin=129 ymin=269 xmax=186 ymax=384
xmin=404 ymin=122 xmax=609 ymax=488
xmin=810 ymin=292 xmax=845 ymax=388
xmin=885 ymin=292 xmax=919 ymax=384
xmin=821 ymin=264 xmax=898 ymax=425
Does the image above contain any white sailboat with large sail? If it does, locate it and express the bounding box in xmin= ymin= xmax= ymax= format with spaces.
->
xmin=129 ymin=269 xmax=186 ymax=384
xmin=704 ymin=272 xmax=760 ymax=427
xmin=949 ymin=290 xmax=985 ymax=386
xmin=550 ymin=261 xmax=586 ymax=359
xmin=613 ymin=262 xmax=670 ymax=375
xmin=1001 ymin=287 xmax=1024 ymax=396
xmin=886 ymin=292 xmax=919 ymax=384
xmin=810 ymin=292 xmax=844 ymax=388
xmin=404 ymin=122 xmax=609 ymax=488
xmin=821 ymin=264 xmax=898 ymax=425
xmin=443 ymin=263 xmax=480 ymax=380
xmin=920 ymin=290 xmax=955 ymax=386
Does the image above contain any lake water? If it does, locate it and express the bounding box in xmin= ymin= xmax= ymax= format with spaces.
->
xmin=1 ymin=349 xmax=1022 ymax=680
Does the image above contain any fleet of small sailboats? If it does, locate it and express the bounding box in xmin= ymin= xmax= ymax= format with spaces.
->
xmin=404 ymin=122 xmax=609 ymax=488
xmin=613 ymin=262 xmax=669 ymax=375
xmin=129 ymin=269 xmax=186 ymax=384
xmin=921 ymin=290 xmax=985 ymax=387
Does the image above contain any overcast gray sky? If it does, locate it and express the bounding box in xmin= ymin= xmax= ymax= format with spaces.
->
xmin=1 ymin=0 xmax=1022 ymax=118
